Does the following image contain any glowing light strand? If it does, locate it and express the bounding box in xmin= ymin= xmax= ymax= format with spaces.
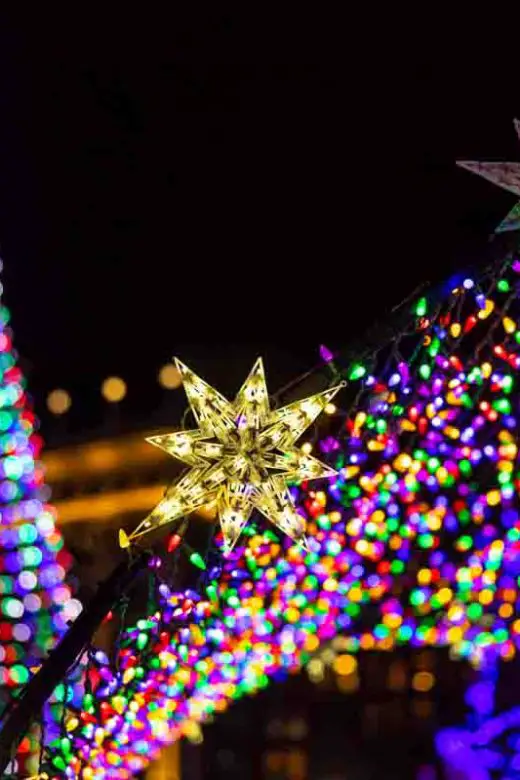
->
xmin=41 ymin=256 xmax=520 ymax=778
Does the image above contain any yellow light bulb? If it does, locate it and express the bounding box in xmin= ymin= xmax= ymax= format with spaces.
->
xmin=477 ymin=299 xmax=494 ymax=320
xmin=65 ymin=716 xmax=79 ymax=732
xmin=503 ymin=316 xmax=516 ymax=334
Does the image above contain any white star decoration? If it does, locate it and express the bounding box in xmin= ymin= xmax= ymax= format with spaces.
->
xmin=120 ymin=358 xmax=343 ymax=553
xmin=457 ymin=118 xmax=520 ymax=232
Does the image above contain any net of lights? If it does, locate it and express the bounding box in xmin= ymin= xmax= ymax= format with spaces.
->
xmin=0 ymin=289 xmax=77 ymax=777
xmin=37 ymin=254 xmax=520 ymax=778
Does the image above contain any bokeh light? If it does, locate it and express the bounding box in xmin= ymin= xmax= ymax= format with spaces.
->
xmin=412 ymin=671 xmax=435 ymax=692
xmin=158 ymin=363 xmax=182 ymax=389
xmin=46 ymin=389 xmax=72 ymax=415
xmin=101 ymin=376 xmax=127 ymax=403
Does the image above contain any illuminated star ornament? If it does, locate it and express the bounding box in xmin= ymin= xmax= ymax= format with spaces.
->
xmin=457 ymin=118 xmax=520 ymax=232
xmin=120 ymin=358 xmax=343 ymax=553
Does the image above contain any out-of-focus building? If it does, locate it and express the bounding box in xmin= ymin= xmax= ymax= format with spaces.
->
xmin=198 ymin=645 xmax=471 ymax=780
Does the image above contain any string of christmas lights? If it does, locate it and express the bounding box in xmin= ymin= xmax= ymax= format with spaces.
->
xmin=36 ymin=253 xmax=520 ymax=778
xmin=0 ymin=264 xmax=77 ymax=777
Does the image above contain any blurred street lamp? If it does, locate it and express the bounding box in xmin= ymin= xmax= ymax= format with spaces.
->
xmin=101 ymin=376 xmax=127 ymax=403
xmin=158 ymin=363 xmax=182 ymax=390
xmin=47 ymin=389 xmax=72 ymax=415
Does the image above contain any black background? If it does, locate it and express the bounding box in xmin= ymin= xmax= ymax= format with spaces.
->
xmin=0 ymin=10 xmax=517 ymax=432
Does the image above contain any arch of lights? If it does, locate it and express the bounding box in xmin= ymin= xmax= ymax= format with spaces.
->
xmin=34 ymin=256 xmax=520 ymax=778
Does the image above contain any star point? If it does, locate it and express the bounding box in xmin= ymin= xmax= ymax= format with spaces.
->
xmin=457 ymin=119 xmax=520 ymax=233
xmin=123 ymin=359 xmax=343 ymax=552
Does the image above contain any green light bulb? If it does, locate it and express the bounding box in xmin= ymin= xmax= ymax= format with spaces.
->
xmin=348 ymin=363 xmax=366 ymax=381
xmin=414 ymin=297 xmax=428 ymax=317
xmin=189 ymin=552 xmax=207 ymax=570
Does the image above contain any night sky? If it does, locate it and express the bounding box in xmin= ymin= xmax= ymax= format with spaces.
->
xmin=0 ymin=12 xmax=518 ymax=437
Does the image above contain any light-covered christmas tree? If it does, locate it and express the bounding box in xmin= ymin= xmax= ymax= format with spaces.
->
xmin=0 ymin=260 xmax=77 ymax=776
